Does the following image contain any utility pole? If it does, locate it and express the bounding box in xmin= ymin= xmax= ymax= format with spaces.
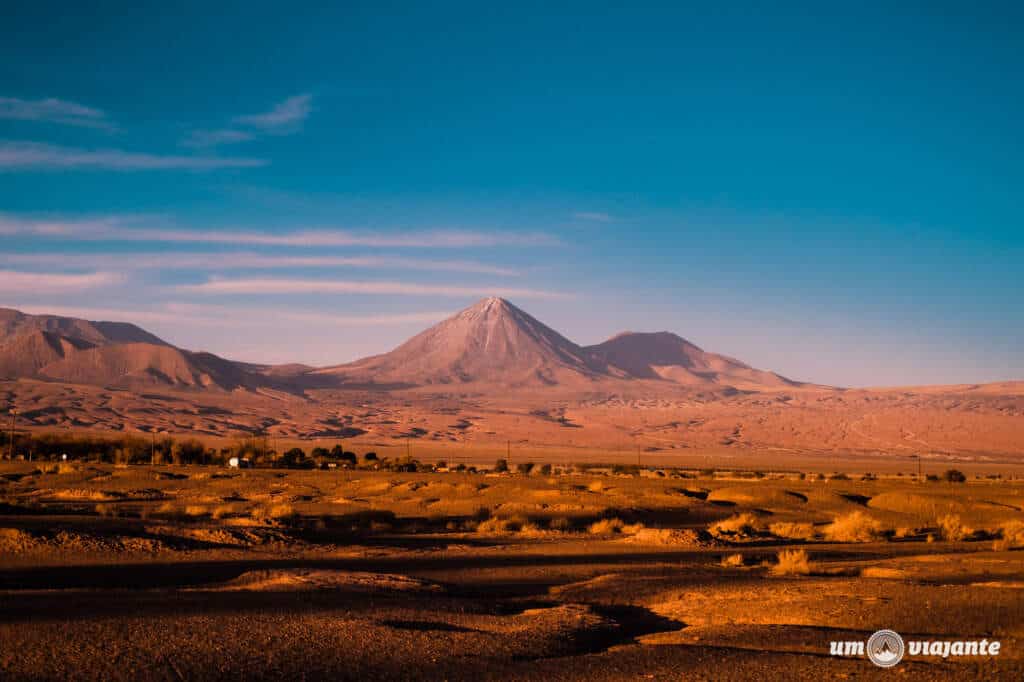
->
xmin=7 ymin=408 xmax=17 ymax=460
xmin=507 ymin=440 xmax=511 ymax=463
xmin=406 ymin=438 xmax=410 ymax=460
xmin=151 ymin=430 xmax=156 ymax=465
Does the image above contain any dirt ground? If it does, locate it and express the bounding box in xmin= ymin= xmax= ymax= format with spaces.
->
xmin=1 ymin=462 xmax=1023 ymax=680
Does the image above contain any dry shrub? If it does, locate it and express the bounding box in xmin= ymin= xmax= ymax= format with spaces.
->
xmin=184 ymin=505 xmax=209 ymax=518
xmin=476 ymin=515 xmax=534 ymax=534
xmin=154 ymin=502 xmax=176 ymax=516
xmin=936 ymin=514 xmax=971 ymax=541
xmin=94 ymin=504 xmax=119 ymax=518
xmin=587 ymin=517 xmax=644 ymax=535
xmin=720 ymin=553 xmax=745 ymax=567
xmin=771 ymin=549 xmax=812 ymax=576
xmin=549 ymin=516 xmax=573 ymax=532
xmin=993 ymin=520 xmax=1024 ymax=551
xmin=823 ymin=511 xmax=883 ymax=542
xmin=894 ymin=526 xmax=916 ymax=539
xmin=251 ymin=503 xmax=295 ymax=522
xmin=769 ymin=521 xmax=816 ymax=541
xmin=709 ymin=513 xmax=763 ymax=538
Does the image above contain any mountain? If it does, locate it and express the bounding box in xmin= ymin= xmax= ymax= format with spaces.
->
xmin=0 ymin=308 xmax=168 ymax=347
xmin=316 ymin=297 xmax=625 ymax=388
xmin=0 ymin=300 xmax=804 ymax=393
xmin=314 ymin=298 xmax=796 ymax=391
xmin=0 ymin=308 xmax=263 ymax=391
xmin=585 ymin=331 xmax=799 ymax=390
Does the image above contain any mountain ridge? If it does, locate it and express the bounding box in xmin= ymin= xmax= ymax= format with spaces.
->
xmin=0 ymin=298 xmax=816 ymax=392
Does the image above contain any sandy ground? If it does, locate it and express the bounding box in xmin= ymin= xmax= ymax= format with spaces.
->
xmin=4 ymin=379 xmax=1024 ymax=475
xmin=1 ymin=462 xmax=1023 ymax=680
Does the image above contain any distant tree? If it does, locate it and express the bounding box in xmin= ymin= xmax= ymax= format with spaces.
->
xmin=538 ymin=463 xmax=552 ymax=476
xmin=340 ymin=451 xmax=357 ymax=466
xmin=926 ymin=474 xmax=940 ymax=482
xmin=363 ymin=452 xmax=378 ymax=462
xmin=330 ymin=444 xmax=345 ymax=459
xmin=283 ymin=448 xmax=306 ymax=467
xmin=435 ymin=460 xmax=447 ymax=470
xmin=311 ymin=447 xmax=330 ymax=459
xmin=943 ymin=469 xmax=967 ymax=483
xmin=516 ymin=462 xmax=534 ymax=475
xmin=493 ymin=458 xmax=509 ymax=473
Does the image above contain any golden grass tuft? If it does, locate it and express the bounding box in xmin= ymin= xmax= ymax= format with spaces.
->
xmin=250 ymin=502 xmax=296 ymax=522
xmin=586 ymin=517 xmax=644 ymax=535
xmin=770 ymin=549 xmax=812 ymax=576
xmin=720 ymin=553 xmax=745 ymax=567
xmin=549 ymin=516 xmax=573 ymax=532
xmin=936 ymin=513 xmax=971 ymax=542
xmin=769 ymin=521 xmax=816 ymax=540
xmin=474 ymin=515 xmax=547 ymax=535
xmin=823 ymin=511 xmax=883 ymax=542
xmin=993 ymin=520 xmax=1024 ymax=551
xmin=709 ymin=513 xmax=763 ymax=538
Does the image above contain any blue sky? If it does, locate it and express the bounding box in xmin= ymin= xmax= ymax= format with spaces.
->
xmin=1 ymin=2 xmax=1021 ymax=386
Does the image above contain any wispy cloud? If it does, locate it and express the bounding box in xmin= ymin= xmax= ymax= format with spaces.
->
xmin=181 ymin=129 xmax=254 ymax=149
xmin=177 ymin=277 xmax=570 ymax=299
xmin=234 ymin=94 xmax=312 ymax=132
xmin=573 ymin=211 xmax=615 ymax=223
xmin=0 ymin=142 xmax=267 ymax=171
xmin=0 ymin=252 xmax=521 ymax=276
xmin=0 ymin=270 xmax=124 ymax=293
xmin=0 ymin=96 xmax=113 ymax=130
xmin=0 ymin=214 xmax=557 ymax=248
xmin=9 ymin=302 xmax=452 ymax=329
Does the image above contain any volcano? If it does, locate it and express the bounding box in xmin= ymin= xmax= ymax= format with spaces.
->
xmin=315 ymin=297 xmax=624 ymax=388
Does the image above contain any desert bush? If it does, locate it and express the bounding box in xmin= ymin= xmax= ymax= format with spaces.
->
xmin=771 ymin=549 xmax=812 ymax=576
xmin=936 ymin=513 xmax=971 ymax=541
xmin=154 ymin=501 xmax=176 ymax=516
xmin=720 ymin=553 xmax=745 ymax=567
xmin=549 ymin=516 xmax=573 ymax=531
xmin=993 ymin=520 xmax=1024 ymax=550
xmin=94 ymin=504 xmax=119 ymax=518
xmin=709 ymin=513 xmax=764 ymax=538
xmin=538 ymin=463 xmax=552 ymax=476
xmin=587 ymin=517 xmax=644 ymax=535
xmin=769 ymin=521 xmax=816 ymax=541
xmin=493 ymin=458 xmax=509 ymax=473
xmin=823 ymin=511 xmax=883 ymax=542
xmin=829 ymin=472 xmax=850 ymax=481
xmin=476 ymin=515 xmax=535 ymax=534
xmin=251 ymin=503 xmax=295 ymax=522
xmin=516 ymin=462 xmax=535 ymax=475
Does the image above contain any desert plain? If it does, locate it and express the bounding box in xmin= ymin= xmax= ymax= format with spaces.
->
xmin=2 ymin=300 xmax=1023 ymax=679
xmin=1 ymin=457 xmax=1023 ymax=680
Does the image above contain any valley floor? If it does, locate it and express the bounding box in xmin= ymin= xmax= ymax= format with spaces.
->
xmin=1 ymin=463 xmax=1023 ymax=680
